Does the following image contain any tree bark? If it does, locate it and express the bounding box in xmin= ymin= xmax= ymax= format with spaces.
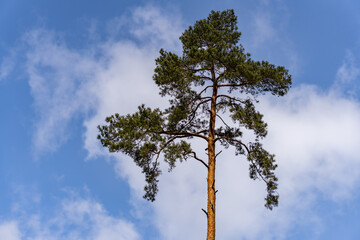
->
xmin=206 ymin=69 xmax=217 ymax=240
xmin=206 ymin=138 xmax=216 ymax=240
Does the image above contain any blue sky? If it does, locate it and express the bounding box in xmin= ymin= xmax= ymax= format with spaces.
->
xmin=1 ymin=0 xmax=360 ymax=239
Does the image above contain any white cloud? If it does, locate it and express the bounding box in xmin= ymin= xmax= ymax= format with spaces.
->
xmin=25 ymin=29 xmax=101 ymax=153
xmin=24 ymin=5 xmax=183 ymax=156
xmin=130 ymin=5 xmax=183 ymax=50
xmin=246 ymin=0 xmax=288 ymax=48
xmin=336 ymin=51 xmax=360 ymax=84
xmin=262 ymin=86 xmax=360 ymax=199
xmin=251 ymin=13 xmax=275 ymax=48
xmin=334 ymin=50 xmax=360 ymax=96
xmin=0 ymin=55 xmax=15 ymax=81
xmin=82 ymin=40 xmax=165 ymax=158
xmin=7 ymin=196 xmax=139 ymax=240
xmin=58 ymin=198 xmax=139 ymax=240
xmin=19 ymin=4 xmax=360 ymax=240
xmin=0 ymin=221 xmax=21 ymax=240
xmin=8 ymin=185 xmax=140 ymax=239
xmin=242 ymin=1 xmax=299 ymax=76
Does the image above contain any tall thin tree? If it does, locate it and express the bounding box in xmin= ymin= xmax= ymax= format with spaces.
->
xmin=98 ymin=9 xmax=291 ymax=240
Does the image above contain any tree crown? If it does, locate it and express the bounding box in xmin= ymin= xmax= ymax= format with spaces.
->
xmin=98 ymin=9 xmax=291 ymax=209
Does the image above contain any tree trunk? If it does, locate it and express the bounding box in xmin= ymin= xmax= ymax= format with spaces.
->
xmin=206 ymin=73 xmax=217 ymax=240
xmin=206 ymin=138 xmax=216 ymax=240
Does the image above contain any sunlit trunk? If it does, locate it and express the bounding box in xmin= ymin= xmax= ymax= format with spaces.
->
xmin=206 ymin=138 xmax=216 ymax=240
xmin=206 ymin=69 xmax=217 ymax=240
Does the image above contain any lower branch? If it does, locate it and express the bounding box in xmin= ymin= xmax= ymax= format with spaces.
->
xmin=190 ymin=151 xmax=209 ymax=169
xmin=215 ymin=150 xmax=222 ymax=159
xmin=216 ymin=113 xmax=231 ymax=128
xmin=202 ymin=208 xmax=208 ymax=217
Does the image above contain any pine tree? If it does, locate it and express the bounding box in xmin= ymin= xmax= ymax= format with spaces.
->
xmin=98 ymin=9 xmax=291 ymax=240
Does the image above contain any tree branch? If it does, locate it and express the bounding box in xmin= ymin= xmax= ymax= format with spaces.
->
xmin=189 ymin=151 xmax=208 ymax=169
xmin=215 ymin=113 xmax=231 ymax=128
xmin=216 ymin=94 xmax=247 ymax=104
xmin=215 ymin=68 xmax=228 ymax=81
xmin=153 ymin=135 xmax=185 ymax=171
xmin=187 ymin=97 xmax=212 ymax=112
xmin=197 ymin=76 xmax=213 ymax=81
xmin=202 ymin=208 xmax=208 ymax=217
xmin=198 ymin=85 xmax=213 ymax=96
xmin=179 ymin=98 xmax=211 ymax=131
xmin=215 ymin=150 xmax=222 ymax=159
xmin=183 ymin=64 xmax=211 ymax=73
xmin=160 ymin=130 xmax=209 ymax=141
xmin=217 ymin=84 xmax=244 ymax=88
xmin=189 ymin=99 xmax=211 ymax=114
xmin=248 ymin=158 xmax=279 ymax=196
xmin=214 ymin=136 xmax=278 ymax=195
xmin=214 ymin=136 xmax=250 ymax=153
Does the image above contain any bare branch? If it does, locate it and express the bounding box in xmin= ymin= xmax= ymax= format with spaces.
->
xmin=215 ymin=150 xmax=222 ymax=159
xmin=187 ymin=96 xmax=211 ymax=112
xmin=178 ymin=98 xmax=211 ymax=131
xmin=198 ymin=85 xmax=213 ymax=96
xmin=190 ymin=99 xmax=212 ymax=114
xmin=202 ymin=208 xmax=208 ymax=217
xmin=215 ymin=113 xmax=231 ymax=128
xmin=215 ymin=136 xmax=278 ymax=195
xmin=190 ymin=151 xmax=209 ymax=169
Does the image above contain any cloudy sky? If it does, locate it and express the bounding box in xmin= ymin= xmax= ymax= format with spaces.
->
xmin=1 ymin=0 xmax=360 ymax=239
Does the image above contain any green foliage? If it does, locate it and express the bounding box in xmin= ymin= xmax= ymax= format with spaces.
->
xmin=98 ymin=105 xmax=166 ymax=201
xmin=163 ymin=140 xmax=192 ymax=171
xmin=98 ymin=9 xmax=291 ymax=209
xmin=230 ymin=99 xmax=267 ymax=138
xmin=247 ymin=142 xmax=278 ymax=210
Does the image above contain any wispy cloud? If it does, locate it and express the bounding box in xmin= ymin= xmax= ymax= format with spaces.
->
xmin=22 ymin=5 xmax=184 ymax=156
xmin=250 ymin=13 xmax=275 ymax=48
xmin=334 ymin=50 xmax=360 ymax=96
xmin=0 ymin=221 xmax=21 ymax=240
xmin=0 ymin=51 xmax=16 ymax=81
xmin=25 ymin=29 xmax=101 ymax=154
xmin=243 ymin=0 xmax=299 ymax=75
xmin=129 ymin=5 xmax=183 ymax=50
xmin=4 ymin=194 xmax=139 ymax=240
